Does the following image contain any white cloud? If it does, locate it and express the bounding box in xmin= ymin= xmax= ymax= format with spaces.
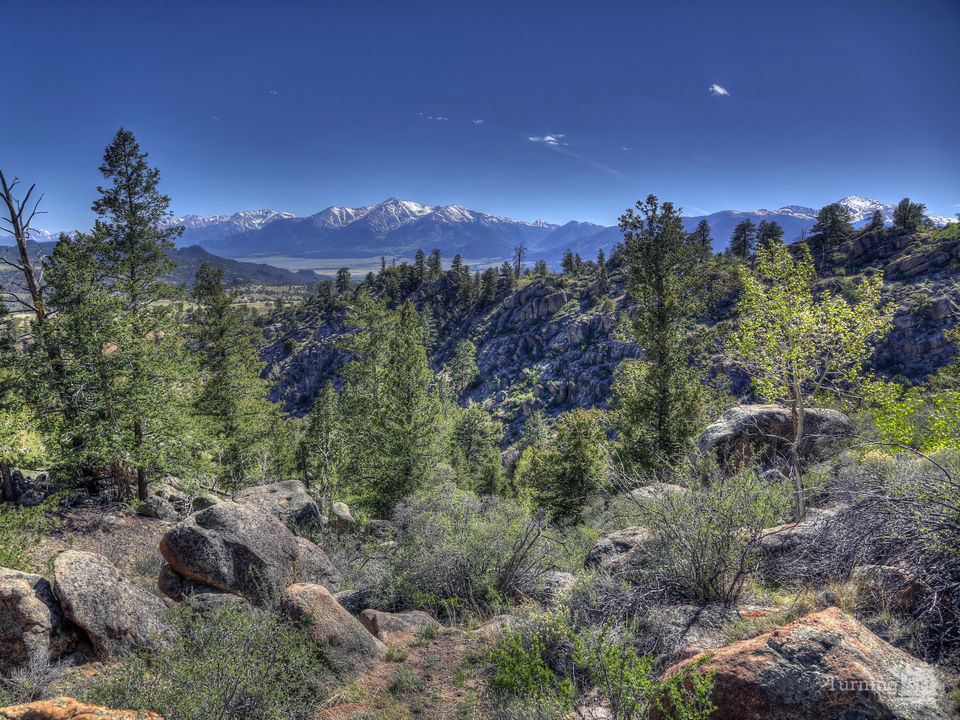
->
xmin=419 ymin=112 xmax=449 ymax=121
xmin=472 ymin=119 xmax=485 ymax=125
xmin=528 ymin=134 xmax=567 ymax=146
xmin=708 ymin=83 xmax=730 ymax=97
xmin=269 ymin=90 xmax=279 ymax=95
xmin=620 ymin=146 xmax=632 ymax=151
xmin=210 ymin=115 xmax=226 ymax=125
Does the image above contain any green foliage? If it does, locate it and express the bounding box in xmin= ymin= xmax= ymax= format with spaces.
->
xmin=613 ymin=195 xmax=710 ymax=471
xmin=516 ymin=409 xmax=607 ymax=523
xmin=486 ymin=630 xmax=574 ymax=714
xmin=727 ymin=242 xmax=889 ymax=513
xmin=296 ymin=380 xmax=342 ymax=500
xmin=191 ymin=262 xmax=275 ymax=487
xmin=449 ymin=405 xmax=504 ymax=494
xmin=375 ymin=483 xmax=552 ymax=613
xmin=449 ymin=339 xmax=480 ymax=393
xmin=572 ymin=620 xmax=716 ymax=720
xmin=728 ymin=219 xmax=756 ymax=260
xmin=339 ymin=295 xmax=444 ymax=515
xmin=811 ymin=202 xmax=854 ymax=258
xmin=83 ymin=600 xmax=333 ymax=720
xmin=0 ymin=498 xmax=56 ymax=572
xmin=893 ymin=197 xmax=926 ymax=232
xmin=0 ymin=408 xmax=47 ymax=469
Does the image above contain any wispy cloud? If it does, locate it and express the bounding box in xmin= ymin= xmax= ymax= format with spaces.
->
xmin=528 ymin=134 xmax=568 ymax=147
xmin=418 ymin=112 xmax=448 ymax=121
xmin=620 ymin=146 xmax=632 ymax=151
xmin=269 ymin=90 xmax=279 ymax=95
xmin=210 ymin=115 xmax=227 ymax=125
xmin=708 ymin=83 xmax=730 ymax=97
xmin=472 ymin=119 xmax=485 ymax=125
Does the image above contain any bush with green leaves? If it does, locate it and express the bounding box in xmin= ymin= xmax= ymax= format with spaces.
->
xmin=622 ymin=466 xmax=792 ymax=605
xmin=486 ymin=628 xmax=574 ymax=716
xmin=374 ymin=482 xmax=554 ymax=615
xmin=82 ymin=600 xmax=335 ymax=720
xmin=0 ymin=497 xmax=56 ymax=571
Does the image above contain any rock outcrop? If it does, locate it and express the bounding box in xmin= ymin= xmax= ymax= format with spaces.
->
xmin=52 ymin=551 xmax=170 ymax=660
xmin=0 ymin=567 xmax=75 ymax=673
xmin=233 ymin=480 xmax=324 ymax=533
xmin=657 ymin=607 xmax=955 ymax=720
xmin=279 ymin=583 xmax=386 ymax=679
xmin=0 ymin=697 xmax=162 ymax=719
xmin=696 ymin=404 xmax=853 ymax=473
xmin=584 ymin=526 xmax=651 ymax=574
xmin=359 ymin=609 xmax=435 ymax=643
xmin=159 ymin=502 xmax=339 ymax=605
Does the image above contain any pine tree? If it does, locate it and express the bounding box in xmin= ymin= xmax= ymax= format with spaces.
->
xmin=499 ymin=261 xmax=517 ymax=290
xmin=561 ymin=249 xmax=576 ymax=275
xmin=191 ymin=262 xmax=273 ymax=486
xmin=893 ymin=198 xmax=926 ymax=232
xmin=866 ymin=210 xmax=885 ymax=233
xmin=336 ymin=267 xmax=352 ymax=294
xmin=756 ymin=219 xmax=785 ymax=249
xmin=449 ymin=340 xmax=479 ymax=393
xmin=451 ymin=254 xmax=463 ymax=275
xmin=612 ymin=194 xmax=709 ymax=470
xmin=729 ymin=218 xmax=757 ymax=260
xmin=479 ymin=267 xmax=499 ymax=305
xmin=339 ymin=296 xmax=443 ymax=514
xmin=88 ymin=129 xmax=191 ymax=500
xmin=427 ymin=249 xmax=442 ymax=279
xmin=413 ymin=249 xmax=426 ymax=284
xmin=518 ymin=410 xmax=549 ymax=454
xmin=691 ymin=219 xmax=713 ymax=256
xmin=450 ymin=405 xmax=504 ymax=494
xmin=297 ymin=380 xmax=341 ymax=501
xmin=811 ymin=203 xmax=853 ymax=265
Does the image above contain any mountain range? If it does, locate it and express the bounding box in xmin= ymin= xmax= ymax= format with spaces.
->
xmin=13 ymin=196 xmax=954 ymax=270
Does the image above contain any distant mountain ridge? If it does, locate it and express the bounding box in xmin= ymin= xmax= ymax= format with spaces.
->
xmin=16 ymin=196 xmax=955 ymax=267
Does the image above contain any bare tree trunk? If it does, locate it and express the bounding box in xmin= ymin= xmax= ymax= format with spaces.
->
xmin=1 ymin=460 xmax=12 ymax=502
xmin=0 ymin=171 xmax=47 ymax=321
xmin=791 ymin=393 xmax=806 ymax=520
xmin=134 ymin=420 xmax=148 ymax=502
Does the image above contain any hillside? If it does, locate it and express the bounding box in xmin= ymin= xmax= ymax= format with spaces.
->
xmin=263 ymin=224 xmax=960 ymax=439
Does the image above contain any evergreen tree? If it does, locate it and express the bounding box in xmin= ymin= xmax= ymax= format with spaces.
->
xmin=729 ymin=218 xmax=756 ymax=260
xmin=612 ymin=195 xmax=709 ymax=470
xmin=339 ymin=296 xmax=442 ymax=514
xmin=866 ymin=210 xmax=885 ymax=233
xmin=499 ymin=261 xmax=517 ymax=290
xmin=811 ymin=203 xmax=853 ymax=264
xmin=518 ymin=410 xmax=549 ymax=454
xmin=335 ymin=267 xmax=352 ymax=294
xmin=450 ymin=405 xmax=503 ymax=494
xmin=479 ymin=267 xmax=499 ymax=305
xmin=413 ymin=249 xmax=426 ymax=284
xmin=427 ymin=249 xmax=442 ymax=279
xmin=191 ymin=262 xmax=273 ymax=487
xmin=691 ymin=219 xmax=713 ymax=256
xmin=561 ymin=249 xmax=576 ymax=275
xmin=756 ymin=219 xmax=784 ymax=249
xmin=449 ymin=339 xmax=479 ymax=393
xmin=893 ymin=198 xmax=926 ymax=232
xmin=88 ymin=129 xmax=191 ymax=500
xmin=533 ymin=259 xmax=550 ymax=276
xmin=451 ymin=254 xmax=463 ymax=276
xmin=296 ymin=380 xmax=341 ymax=501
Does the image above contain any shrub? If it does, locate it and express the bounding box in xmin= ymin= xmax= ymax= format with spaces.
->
xmin=485 ymin=629 xmax=574 ymax=714
xmin=374 ymin=483 xmax=554 ymax=615
xmin=0 ymin=655 xmax=68 ymax=706
xmin=0 ymin=497 xmax=56 ymax=571
xmin=82 ymin=600 xmax=334 ymax=720
xmin=624 ymin=466 xmax=792 ymax=605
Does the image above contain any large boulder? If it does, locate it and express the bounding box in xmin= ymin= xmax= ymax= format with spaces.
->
xmin=0 ymin=567 xmax=76 ymax=673
xmin=851 ymin=565 xmax=927 ymax=613
xmin=9 ymin=470 xmax=54 ymax=507
xmin=279 ymin=583 xmax=385 ymax=679
xmin=159 ymin=502 xmax=338 ymax=605
xmin=233 ymin=480 xmax=323 ymax=533
xmin=359 ymin=609 xmax=435 ymax=644
xmin=657 ymin=607 xmax=955 ymax=720
xmin=696 ymin=405 xmax=853 ymax=473
xmin=627 ymin=482 xmax=688 ymax=504
xmin=294 ymin=537 xmax=342 ymax=589
xmin=0 ymin=697 xmax=162 ymax=719
xmin=52 ymin=551 xmax=170 ymax=660
xmin=138 ymin=495 xmax=178 ymax=522
xmin=584 ymin=527 xmax=652 ymax=574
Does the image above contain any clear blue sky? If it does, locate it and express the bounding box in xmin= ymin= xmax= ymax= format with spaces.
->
xmin=4 ymin=0 xmax=959 ymax=230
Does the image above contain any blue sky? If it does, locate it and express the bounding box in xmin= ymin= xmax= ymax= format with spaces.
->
xmin=4 ymin=0 xmax=959 ymax=230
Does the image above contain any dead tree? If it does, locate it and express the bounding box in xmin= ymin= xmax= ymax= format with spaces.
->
xmin=0 ymin=170 xmax=47 ymax=321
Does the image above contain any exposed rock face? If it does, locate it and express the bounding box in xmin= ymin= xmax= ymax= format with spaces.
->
xmin=657 ymin=607 xmax=955 ymax=720
xmin=8 ymin=470 xmax=54 ymax=507
xmin=233 ymin=480 xmax=324 ymax=533
xmin=584 ymin=527 xmax=651 ymax=574
xmin=626 ymin=482 xmax=688 ymax=504
xmin=475 ymin=615 xmax=519 ymax=640
xmin=330 ymin=501 xmax=355 ymax=530
xmin=359 ymin=609 xmax=435 ymax=643
xmin=0 ymin=697 xmax=162 ymax=719
xmin=52 ymin=551 xmax=170 ymax=660
xmin=532 ymin=571 xmax=577 ymax=605
xmin=758 ymin=506 xmax=846 ymax=560
xmin=159 ymin=502 xmax=339 ymax=605
xmin=696 ymin=405 xmax=853 ymax=473
xmin=138 ymin=495 xmax=178 ymax=521
xmin=0 ymin=568 xmax=75 ymax=673
xmin=293 ymin=537 xmax=342 ymax=590
xmin=279 ymin=583 xmax=385 ymax=679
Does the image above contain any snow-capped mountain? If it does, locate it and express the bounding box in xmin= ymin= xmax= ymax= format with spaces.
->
xmin=11 ymin=196 xmax=953 ymax=265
